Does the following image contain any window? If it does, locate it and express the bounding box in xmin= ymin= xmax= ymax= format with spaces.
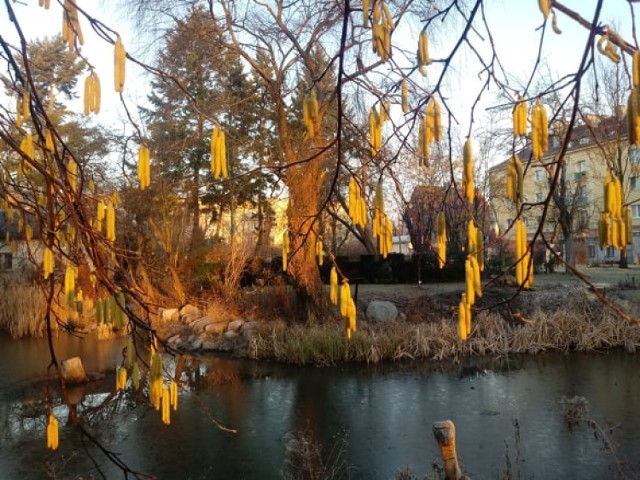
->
xmin=577 ymin=160 xmax=587 ymax=172
xmin=0 ymin=253 xmax=12 ymax=271
xmin=535 ymin=170 xmax=545 ymax=182
xmin=606 ymin=246 xmax=615 ymax=257
xmin=631 ymin=177 xmax=640 ymax=191
xmin=588 ymin=245 xmax=596 ymax=258
xmin=630 ymin=146 xmax=640 ymax=164
xmin=536 ymin=192 xmax=544 ymax=202
xmin=632 ymin=205 xmax=640 ymax=219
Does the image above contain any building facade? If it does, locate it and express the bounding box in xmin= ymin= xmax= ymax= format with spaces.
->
xmin=489 ymin=117 xmax=640 ymax=265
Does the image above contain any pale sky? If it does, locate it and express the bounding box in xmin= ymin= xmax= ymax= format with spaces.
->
xmin=1 ymin=1 xmax=636 ymax=167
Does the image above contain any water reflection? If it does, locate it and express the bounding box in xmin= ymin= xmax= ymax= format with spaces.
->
xmin=0 ymin=334 xmax=639 ymax=479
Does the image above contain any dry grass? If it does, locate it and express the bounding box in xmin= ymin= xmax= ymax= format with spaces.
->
xmin=0 ymin=281 xmax=97 ymax=339
xmin=249 ymin=293 xmax=640 ymax=365
xmin=0 ymin=281 xmax=49 ymax=338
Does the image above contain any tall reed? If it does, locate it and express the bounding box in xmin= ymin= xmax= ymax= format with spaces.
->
xmin=0 ymin=281 xmax=48 ymax=338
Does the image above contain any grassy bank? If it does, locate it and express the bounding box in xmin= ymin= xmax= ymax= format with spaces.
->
xmin=248 ymin=294 xmax=640 ymax=365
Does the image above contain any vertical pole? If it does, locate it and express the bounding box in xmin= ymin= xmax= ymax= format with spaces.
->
xmin=433 ymin=420 xmax=463 ymax=480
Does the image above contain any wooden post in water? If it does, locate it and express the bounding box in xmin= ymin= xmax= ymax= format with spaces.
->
xmin=433 ymin=420 xmax=463 ymax=480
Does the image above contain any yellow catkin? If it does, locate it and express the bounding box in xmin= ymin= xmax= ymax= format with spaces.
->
xmin=471 ymin=255 xmax=482 ymax=298
xmin=633 ymin=50 xmax=640 ymax=88
xmin=463 ymin=138 xmax=474 ymax=203
xmin=282 ymin=230 xmax=290 ymax=272
xmin=45 ymin=129 xmax=55 ymax=152
xmin=67 ymin=158 xmax=77 ymax=192
xmin=625 ymin=207 xmax=632 ymax=245
xmin=371 ymin=1 xmax=393 ymax=61
xmin=114 ymin=35 xmax=126 ymax=93
xmin=303 ymin=91 xmax=318 ymax=137
xmin=162 ymin=386 xmax=171 ymax=425
xmin=628 ymin=88 xmax=640 ymax=146
xmin=138 ymin=143 xmax=151 ymax=189
xmin=170 ymin=381 xmax=178 ymax=410
xmin=46 ymin=413 xmax=59 ymax=450
xmin=513 ymin=96 xmax=527 ymax=137
xmin=476 ymin=228 xmax=484 ymax=272
xmin=106 ymin=202 xmax=116 ymax=241
xmin=347 ymin=296 xmax=357 ymax=334
xmin=64 ymin=263 xmax=75 ymax=296
xmin=116 ymin=367 xmax=127 ymax=391
xmin=330 ymin=267 xmax=338 ymax=305
xmin=531 ymin=98 xmax=548 ymax=160
xmin=151 ymin=377 xmax=162 ymax=410
xmin=210 ymin=126 xmax=228 ymax=179
xmin=418 ymin=31 xmax=430 ymax=71
xmin=132 ymin=362 xmax=140 ymax=390
xmin=437 ymin=212 xmax=446 ymax=269
xmin=340 ymin=281 xmax=350 ymax=318
xmin=315 ymin=238 xmax=323 ymax=266
xmin=20 ymin=133 xmax=34 ymax=160
xmin=83 ymin=71 xmax=101 ymax=115
xmin=97 ymin=200 xmax=105 ymax=221
xmin=458 ymin=294 xmax=468 ymax=341
xmin=62 ymin=0 xmax=83 ymax=48
xmin=126 ymin=337 xmax=134 ymax=369
xmin=538 ymin=0 xmax=550 ymax=20
xmin=22 ymin=87 xmax=30 ymax=122
xmin=43 ymin=247 xmax=54 ymax=279
xmin=465 ymin=258 xmax=475 ymax=306
xmin=362 ymin=0 xmax=369 ymax=27
xmin=369 ymin=106 xmax=382 ymax=157
xmin=401 ymin=79 xmax=409 ymax=114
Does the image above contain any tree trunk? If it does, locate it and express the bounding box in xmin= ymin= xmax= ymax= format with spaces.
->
xmin=273 ymin=89 xmax=330 ymax=322
xmin=562 ymin=232 xmax=575 ymax=271
xmin=286 ymin=158 xmax=327 ymax=322
xmin=619 ymin=246 xmax=629 ymax=268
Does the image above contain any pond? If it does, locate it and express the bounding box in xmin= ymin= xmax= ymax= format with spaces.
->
xmin=0 ymin=334 xmax=639 ymax=479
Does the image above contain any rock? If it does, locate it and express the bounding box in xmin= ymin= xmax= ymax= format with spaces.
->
xmin=180 ymin=304 xmax=200 ymax=317
xmin=205 ymin=321 xmax=228 ymax=335
xmin=190 ymin=338 xmax=203 ymax=350
xmin=366 ymin=300 xmax=398 ymax=322
xmin=182 ymin=311 xmax=200 ymax=324
xmin=190 ymin=316 xmax=214 ymax=333
xmin=160 ymin=308 xmax=179 ymax=322
xmin=224 ymin=330 xmax=238 ymax=341
xmin=242 ymin=321 xmax=258 ymax=340
xmin=241 ymin=321 xmax=258 ymax=332
xmin=201 ymin=340 xmax=218 ymax=350
xmin=227 ymin=319 xmax=245 ymax=332
xmin=216 ymin=339 xmax=234 ymax=353
xmin=61 ymin=357 xmax=88 ymax=384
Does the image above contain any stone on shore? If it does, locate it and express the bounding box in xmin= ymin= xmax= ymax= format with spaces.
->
xmin=61 ymin=357 xmax=88 ymax=384
xmin=366 ymin=300 xmax=398 ymax=322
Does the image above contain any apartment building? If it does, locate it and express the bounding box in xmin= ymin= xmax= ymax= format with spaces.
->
xmin=489 ymin=116 xmax=640 ymax=265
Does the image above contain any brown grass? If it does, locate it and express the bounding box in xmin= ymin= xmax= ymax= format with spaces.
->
xmin=248 ymin=293 xmax=640 ymax=365
xmin=0 ymin=281 xmax=49 ymax=338
xmin=0 ymin=280 xmax=97 ymax=339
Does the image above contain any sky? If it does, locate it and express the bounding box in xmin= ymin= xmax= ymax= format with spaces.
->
xmin=1 ymin=1 xmax=637 ymax=178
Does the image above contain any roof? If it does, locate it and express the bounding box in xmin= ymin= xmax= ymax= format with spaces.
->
xmin=489 ymin=114 xmax=629 ymax=172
